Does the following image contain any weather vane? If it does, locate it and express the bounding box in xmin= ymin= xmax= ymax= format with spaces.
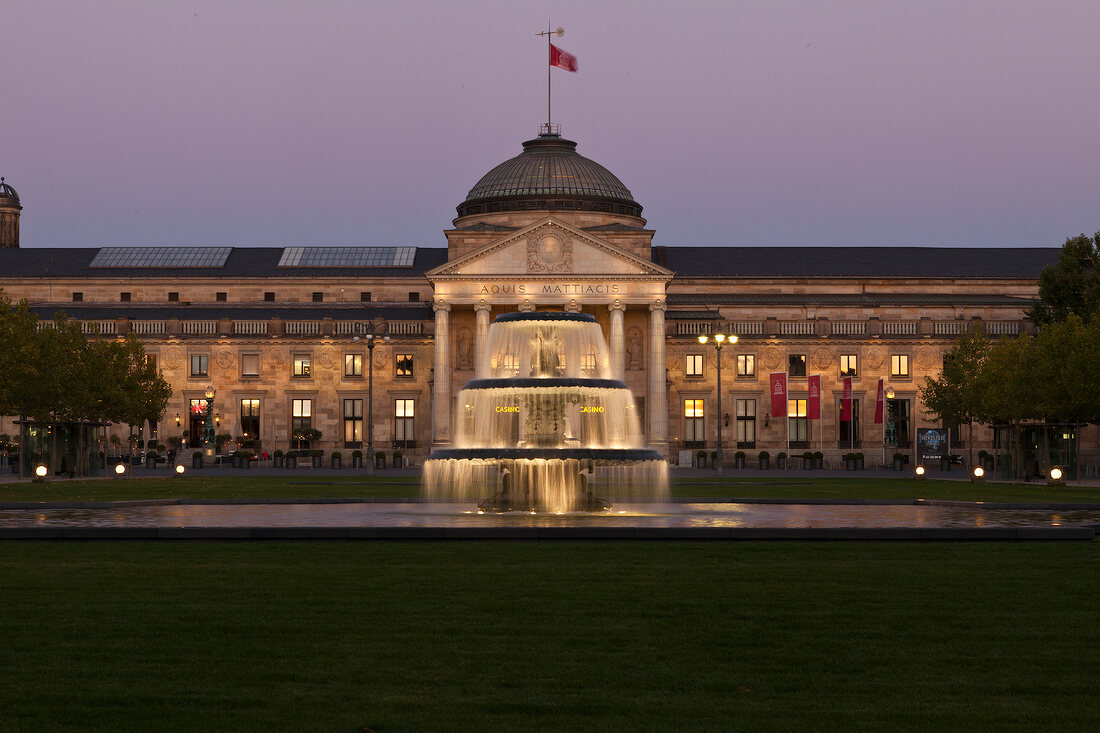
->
xmin=536 ymin=24 xmax=576 ymax=135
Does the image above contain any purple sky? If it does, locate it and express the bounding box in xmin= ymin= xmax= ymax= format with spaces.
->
xmin=3 ymin=0 xmax=1098 ymax=249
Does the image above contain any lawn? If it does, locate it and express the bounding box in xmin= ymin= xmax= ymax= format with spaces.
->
xmin=1 ymin=542 xmax=1098 ymax=731
xmin=2 ymin=473 xmax=1099 ymax=504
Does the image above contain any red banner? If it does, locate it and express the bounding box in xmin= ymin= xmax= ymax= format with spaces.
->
xmin=807 ymin=375 xmax=821 ymax=420
xmin=769 ymin=372 xmax=788 ymax=418
xmin=550 ymin=43 xmax=578 ymax=72
xmin=874 ymin=378 xmax=885 ymax=424
xmin=840 ymin=376 xmax=853 ymax=421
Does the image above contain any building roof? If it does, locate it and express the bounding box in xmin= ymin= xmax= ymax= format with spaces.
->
xmin=28 ymin=304 xmax=432 ymax=320
xmin=654 ymin=246 xmax=1060 ymax=278
xmin=457 ymin=133 xmax=642 ymax=218
xmin=0 ymin=245 xmax=1058 ymax=280
xmin=0 ymin=247 xmax=448 ymax=279
xmin=0 ymin=177 xmax=19 ymax=206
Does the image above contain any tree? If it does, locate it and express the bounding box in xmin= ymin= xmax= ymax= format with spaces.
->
xmin=1027 ymin=232 xmax=1100 ymax=325
xmin=920 ymin=330 xmax=990 ymax=465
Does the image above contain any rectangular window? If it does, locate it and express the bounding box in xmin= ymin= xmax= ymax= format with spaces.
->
xmin=685 ymin=353 xmax=703 ymax=378
xmin=684 ymin=399 xmax=705 ymax=445
xmin=120 ymin=292 xmax=131 ymax=302
xmin=343 ymin=398 xmax=363 ymax=447
xmin=736 ymin=398 xmax=755 ymax=448
xmin=498 ymin=353 xmax=518 ymax=375
xmin=145 ymin=354 xmax=157 ymax=370
xmin=888 ymin=399 xmax=911 ymax=447
xmin=264 ymin=292 xmax=275 ymax=302
xmin=736 ymin=354 xmax=755 ymax=377
xmin=891 ymin=354 xmax=910 ymax=378
xmin=839 ymin=398 xmax=861 ymax=446
xmin=168 ymin=292 xmax=179 ymax=302
xmin=293 ymin=355 xmax=312 ymax=378
xmin=345 ymin=353 xmax=363 ymax=377
xmin=408 ymin=292 xmax=419 ymax=302
xmin=188 ymin=398 xmax=209 ymax=444
xmin=788 ymin=354 xmax=806 ymax=377
xmin=788 ymin=398 xmax=809 ymax=446
xmin=291 ymin=399 xmax=312 ymax=446
xmin=190 ymin=354 xmax=208 ymax=377
xmin=360 ymin=292 xmax=371 ymax=302
xmin=72 ymin=292 xmax=83 ymax=302
xmin=840 ymin=354 xmax=858 ymax=378
xmin=580 ymin=352 xmax=597 ymax=374
xmin=241 ymin=353 xmax=260 ymax=378
xmin=216 ymin=292 xmax=227 ymax=302
xmin=240 ymin=399 xmax=260 ymax=442
xmin=394 ymin=399 xmax=415 ymax=448
xmin=396 ymin=353 xmax=414 ymax=378
xmin=312 ymin=292 xmax=323 ymax=302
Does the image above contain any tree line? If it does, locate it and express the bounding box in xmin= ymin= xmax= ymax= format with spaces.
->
xmin=0 ymin=290 xmax=172 ymax=476
xmin=921 ymin=233 xmax=1100 ymax=473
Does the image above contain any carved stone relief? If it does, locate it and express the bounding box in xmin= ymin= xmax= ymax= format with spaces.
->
xmin=526 ymin=228 xmax=574 ymax=273
xmin=763 ymin=347 xmax=782 ymax=371
xmin=813 ymin=347 xmax=833 ymax=370
xmin=917 ymin=346 xmax=937 ymax=370
xmin=865 ymin=347 xmax=884 ymax=370
xmin=626 ymin=328 xmax=643 ymax=370
xmin=456 ymin=328 xmax=473 ymax=371
xmin=269 ymin=347 xmax=289 ymax=370
xmin=318 ymin=347 xmax=337 ymax=370
xmin=216 ymin=348 xmax=234 ymax=370
xmin=163 ymin=347 xmax=184 ymax=371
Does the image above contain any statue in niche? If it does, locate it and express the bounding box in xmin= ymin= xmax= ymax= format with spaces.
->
xmin=626 ymin=329 xmax=643 ymax=371
xmin=456 ymin=329 xmax=473 ymax=371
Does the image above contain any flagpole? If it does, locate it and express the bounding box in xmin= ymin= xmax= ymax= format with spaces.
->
xmin=536 ymin=25 xmax=565 ymax=133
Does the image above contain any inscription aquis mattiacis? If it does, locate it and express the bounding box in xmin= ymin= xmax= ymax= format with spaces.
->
xmin=477 ymin=283 xmax=623 ymax=295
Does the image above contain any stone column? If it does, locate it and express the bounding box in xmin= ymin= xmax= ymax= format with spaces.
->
xmin=474 ymin=301 xmax=492 ymax=379
xmin=609 ymin=300 xmax=625 ymax=380
xmin=432 ymin=299 xmax=452 ymax=447
xmin=648 ymin=299 xmax=668 ymax=456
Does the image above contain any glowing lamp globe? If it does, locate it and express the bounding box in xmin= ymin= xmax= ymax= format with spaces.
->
xmin=175 ymin=464 xmax=185 ymax=476
xmin=1050 ymin=467 xmax=1063 ymax=481
xmin=973 ymin=466 xmax=984 ymax=478
xmin=35 ymin=465 xmax=48 ymax=478
xmin=115 ymin=464 xmax=126 ymax=476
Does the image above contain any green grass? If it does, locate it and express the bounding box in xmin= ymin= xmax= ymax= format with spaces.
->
xmin=3 ymin=473 xmax=1099 ymax=504
xmin=1 ymin=542 xmax=1098 ymax=731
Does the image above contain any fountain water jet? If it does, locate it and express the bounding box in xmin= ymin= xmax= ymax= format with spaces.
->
xmin=423 ymin=311 xmax=668 ymax=512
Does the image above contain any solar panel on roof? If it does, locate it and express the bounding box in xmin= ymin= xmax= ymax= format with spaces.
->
xmin=89 ymin=247 xmax=232 ymax=268
xmin=278 ymin=247 xmax=417 ymax=268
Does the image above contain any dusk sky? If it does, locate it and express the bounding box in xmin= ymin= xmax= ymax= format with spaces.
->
xmin=3 ymin=0 xmax=1098 ymax=249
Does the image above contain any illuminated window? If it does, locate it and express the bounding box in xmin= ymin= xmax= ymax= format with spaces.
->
xmin=345 ymin=354 xmax=363 ymax=377
xmin=840 ymin=354 xmax=858 ymax=378
xmin=581 ymin=352 xmax=597 ymax=374
xmin=343 ymin=398 xmax=363 ymax=447
xmin=312 ymin=292 xmax=324 ymax=302
xmin=293 ymin=355 xmax=311 ymax=378
xmin=396 ymin=354 xmax=414 ymax=378
xmin=788 ymin=398 xmax=809 ymax=446
xmin=395 ymin=399 xmax=415 ymax=448
xmin=736 ymin=398 xmax=755 ymax=448
xmin=684 ymin=399 xmax=705 ymax=444
xmin=737 ymin=354 xmax=755 ymax=377
xmin=291 ymin=399 xmax=312 ymax=446
xmin=685 ymin=354 xmax=703 ymax=378
xmin=891 ymin=354 xmax=910 ymax=378
xmin=839 ymin=398 xmax=861 ymax=445
xmin=240 ymin=399 xmax=260 ymax=442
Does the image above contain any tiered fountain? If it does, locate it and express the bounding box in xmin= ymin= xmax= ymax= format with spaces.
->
xmin=423 ymin=311 xmax=668 ymax=512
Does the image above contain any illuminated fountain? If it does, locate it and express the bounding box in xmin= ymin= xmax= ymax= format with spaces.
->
xmin=424 ymin=311 xmax=668 ymax=512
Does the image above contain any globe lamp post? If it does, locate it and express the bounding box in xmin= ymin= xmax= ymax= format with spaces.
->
xmin=698 ymin=331 xmax=738 ymax=474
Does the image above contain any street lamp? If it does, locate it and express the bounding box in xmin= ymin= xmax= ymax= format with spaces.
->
xmin=202 ymin=385 xmax=216 ymax=459
xmin=175 ymin=413 xmax=181 ymax=427
xmin=354 ymin=321 xmax=389 ymax=474
xmin=698 ymin=331 xmax=738 ymax=474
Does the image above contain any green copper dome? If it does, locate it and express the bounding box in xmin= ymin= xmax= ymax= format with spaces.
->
xmin=458 ymin=134 xmax=642 ymax=219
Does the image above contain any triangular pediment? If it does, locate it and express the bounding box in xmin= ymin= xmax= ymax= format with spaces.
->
xmin=427 ymin=217 xmax=673 ymax=279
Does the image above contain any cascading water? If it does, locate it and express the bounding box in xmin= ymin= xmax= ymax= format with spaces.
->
xmin=423 ymin=311 xmax=669 ymax=512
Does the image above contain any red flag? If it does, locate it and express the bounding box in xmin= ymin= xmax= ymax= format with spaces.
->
xmin=807 ymin=375 xmax=821 ymax=420
xmin=549 ymin=43 xmax=578 ymax=72
xmin=769 ymin=372 xmax=788 ymax=418
xmin=840 ymin=377 xmax=853 ymax=422
xmin=874 ymin=378 xmax=885 ymax=424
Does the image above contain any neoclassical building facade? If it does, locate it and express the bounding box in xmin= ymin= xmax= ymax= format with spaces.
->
xmin=0 ymin=133 xmax=1072 ymax=467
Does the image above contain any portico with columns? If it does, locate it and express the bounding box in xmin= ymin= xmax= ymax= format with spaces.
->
xmin=426 ymin=217 xmax=674 ymax=455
